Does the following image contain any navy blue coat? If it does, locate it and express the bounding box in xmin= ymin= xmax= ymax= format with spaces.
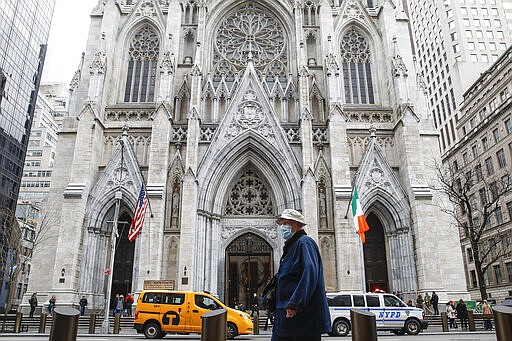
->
xmin=272 ymin=234 xmax=331 ymax=338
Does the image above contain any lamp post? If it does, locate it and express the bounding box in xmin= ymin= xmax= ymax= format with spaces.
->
xmin=246 ymin=235 xmax=253 ymax=308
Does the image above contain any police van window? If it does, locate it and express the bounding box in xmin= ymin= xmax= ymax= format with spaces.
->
xmin=353 ymin=295 xmax=365 ymax=307
xmin=142 ymin=293 xmax=162 ymax=303
xmin=366 ymin=295 xmax=380 ymax=307
xmin=328 ymin=295 xmax=351 ymax=307
xmin=163 ymin=293 xmax=185 ymax=305
xmin=384 ymin=295 xmax=406 ymax=307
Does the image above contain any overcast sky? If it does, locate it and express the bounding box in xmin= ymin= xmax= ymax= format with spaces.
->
xmin=41 ymin=0 xmax=98 ymax=84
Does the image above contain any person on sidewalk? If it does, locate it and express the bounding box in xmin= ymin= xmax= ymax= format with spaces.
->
xmin=446 ymin=301 xmax=456 ymax=329
xmin=79 ymin=296 xmax=88 ymax=316
xmin=29 ymin=293 xmax=38 ymax=318
xmin=456 ymin=299 xmax=468 ymax=330
xmin=482 ymin=300 xmax=493 ymax=330
xmin=431 ymin=291 xmax=439 ymax=315
xmin=271 ymin=209 xmax=331 ymax=341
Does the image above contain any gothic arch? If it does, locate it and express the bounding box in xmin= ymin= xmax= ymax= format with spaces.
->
xmin=197 ymin=132 xmax=302 ymax=215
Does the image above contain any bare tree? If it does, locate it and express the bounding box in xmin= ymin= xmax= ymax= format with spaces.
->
xmin=433 ymin=159 xmax=512 ymax=301
xmin=0 ymin=202 xmax=55 ymax=313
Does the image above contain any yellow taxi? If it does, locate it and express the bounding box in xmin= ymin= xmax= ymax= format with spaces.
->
xmin=133 ymin=290 xmax=253 ymax=339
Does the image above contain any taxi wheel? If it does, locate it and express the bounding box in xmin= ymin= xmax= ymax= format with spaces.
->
xmin=227 ymin=322 xmax=238 ymax=340
xmin=405 ymin=319 xmax=421 ymax=335
xmin=144 ymin=322 xmax=161 ymax=339
xmin=332 ymin=319 xmax=350 ymax=337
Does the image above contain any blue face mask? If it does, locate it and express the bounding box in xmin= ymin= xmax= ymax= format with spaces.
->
xmin=280 ymin=225 xmax=293 ymax=241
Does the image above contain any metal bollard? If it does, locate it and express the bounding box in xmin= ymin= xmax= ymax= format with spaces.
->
xmin=113 ymin=313 xmax=121 ymax=334
xmin=201 ymin=309 xmax=227 ymax=341
xmin=14 ymin=312 xmax=22 ymax=333
xmin=441 ymin=312 xmax=448 ymax=332
xmin=253 ymin=314 xmax=259 ymax=335
xmin=350 ymin=308 xmax=377 ymax=341
xmin=468 ymin=310 xmax=475 ymax=331
xmin=493 ymin=305 xmax=512 ymax=341
xmin=88 ymin=314 xmax=96 ymax=334
xmin=49 ymin=307 xmax=80 ymax=341
xmin=38 ymin=313 xmax=46 ymax=333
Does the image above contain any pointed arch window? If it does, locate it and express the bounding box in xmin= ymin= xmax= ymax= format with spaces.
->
xmin=124 ymin=25 xmax=159 ymax=102
xmin=340 ymin=28 xmax=375 ymax=104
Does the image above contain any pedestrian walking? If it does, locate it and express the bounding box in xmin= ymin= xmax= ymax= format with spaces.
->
xmin=270 ymin=209 xmax=331 ymax=341
xmin=115 ymin=294 xmax=124 ymax=316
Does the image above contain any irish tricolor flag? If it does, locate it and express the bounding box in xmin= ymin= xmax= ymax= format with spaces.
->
xmin=351 ymin=186 xmax=370 ymax=243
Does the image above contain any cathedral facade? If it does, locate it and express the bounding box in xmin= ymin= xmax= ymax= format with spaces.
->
xmin=27 ymin=0 xmax=468 ymax=310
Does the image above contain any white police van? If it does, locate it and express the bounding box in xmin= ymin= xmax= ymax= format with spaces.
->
xmin=327 ymin=292 xmax=428 ymax=336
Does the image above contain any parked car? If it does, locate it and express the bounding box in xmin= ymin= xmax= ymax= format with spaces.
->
xmin=327 ymin=292 xmax=428 ymax=336
xmin=134 ymin=290 xmax=253 ymax=339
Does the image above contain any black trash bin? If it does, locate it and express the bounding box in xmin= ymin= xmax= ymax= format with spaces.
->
xmin=49 ymin=307 xmax=80 ymax=341
xmin=350 ymin=308 xmax=377 ymax=341
xmin=494 ymin=305 xmax=512 ymax=341
xmin=201 ymin=309 xmax=227 ymax=341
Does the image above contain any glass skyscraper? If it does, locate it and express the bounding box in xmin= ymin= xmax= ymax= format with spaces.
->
xmin=0 ymin=0 xmax=55 ymax=311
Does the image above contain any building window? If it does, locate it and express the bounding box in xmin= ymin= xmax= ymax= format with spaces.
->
xmin=493 ymin=127 xmax=500 ymax=142
xmin=490 ymin=181 xmax=498 ymax=200
xmin=470 ymin=270 xmax=477 ymax=287
xmin=506 ymin=262 xmax=512 ymax=283
xmin=494 ymin=264 xmax=502 ymax=283
xmin=472 ymin=144 xmax=478 ymax=158
xmin=475 ymin=164 xmax=483 ymax=181
xmin=508 ymin=201 xmax=512 ymax=221
xmin=485 ymin=157 xmax=495 ymax=175
xmin=482 ymin=136 xmax=489 ymax=150
xmin=496 ymin=207 xmax=504 ymax=224
xmin=505 ymin=118 xmax=512 ymax=134
xmin=470 ymin=54 xmax=478 ymax=62
xmin=341 ymin=28 xmax=375 ymax=104
xmin=468 ymin=248 xmax=474 ymax=262
xmin=124 ymin=25 xmax=159 ymax=103
xmin=497 ymin=149 xmax=507 ymax=168
xmin=479 ymin=188 xmax=488 ymax=205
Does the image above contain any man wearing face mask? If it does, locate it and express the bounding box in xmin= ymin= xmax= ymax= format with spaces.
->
xmin=271 ymin=209 xmax=331 ymax=341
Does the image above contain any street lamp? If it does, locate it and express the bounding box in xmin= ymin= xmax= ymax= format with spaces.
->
xmin=246 ymin=235 xmax=253 ymax=308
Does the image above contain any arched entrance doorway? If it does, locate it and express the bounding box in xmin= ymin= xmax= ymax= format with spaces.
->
xmin=110 ymin=211 xmax=135 ymax=307
xmin=363 ymin=213 xmax=389 ymax=292
xmin=225 ymin=233 xmax=273 ymax=309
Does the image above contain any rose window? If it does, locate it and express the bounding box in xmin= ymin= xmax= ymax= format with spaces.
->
xmin=213 ymin=3 xmax=287 ymax=74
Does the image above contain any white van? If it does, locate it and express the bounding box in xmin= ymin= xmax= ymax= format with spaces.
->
xmin=327 ymin=292 xmax=428 ymax=336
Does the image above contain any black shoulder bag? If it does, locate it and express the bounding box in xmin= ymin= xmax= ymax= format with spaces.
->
xmin=262 ymin=274 xmax=277 ymax=313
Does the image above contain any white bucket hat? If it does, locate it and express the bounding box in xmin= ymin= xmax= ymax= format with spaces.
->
xmin=277 ymin=209 xmax=306 ymax=225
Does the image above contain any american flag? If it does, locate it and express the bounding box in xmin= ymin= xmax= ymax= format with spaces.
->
xmin=128 ymin=184 xmax=148 ymax=242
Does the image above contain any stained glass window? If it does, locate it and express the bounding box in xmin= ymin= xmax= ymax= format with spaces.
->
xmin=124 ymin=25 xmax=159 ymax=102
xmin=340 ymin=28 xmax=375 ymax=104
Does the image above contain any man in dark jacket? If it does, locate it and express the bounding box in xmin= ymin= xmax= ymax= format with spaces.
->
xmin=29 ymin=293 xmax=38 ymax=318
xmin=271 ymin=209 xmax=331 ymax=341
xmin=79 ymin=296 xmax=88 ymax=316
xmin=456 ymin=299 xmax=469 ymax=330
xmin=431 ymin=291 xmax=439 ymax=315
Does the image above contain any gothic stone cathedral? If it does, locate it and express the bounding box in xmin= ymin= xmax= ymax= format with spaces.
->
xmin=27 ymin=0 xmax=468 ymax=310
